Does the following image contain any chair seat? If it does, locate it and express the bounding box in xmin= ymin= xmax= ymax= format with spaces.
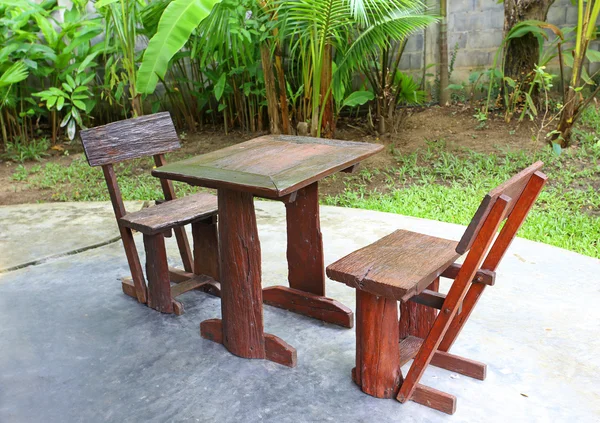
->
xmin=120 ymin=192 xmax=218 ymax=235
xmin=326 ymin=230 xmax=460 ymax=302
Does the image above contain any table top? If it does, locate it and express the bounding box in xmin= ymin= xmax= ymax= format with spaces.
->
xmin=152 ymin=135 xmax=383 ymax=197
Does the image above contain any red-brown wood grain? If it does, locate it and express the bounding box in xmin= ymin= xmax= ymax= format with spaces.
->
xmin=327 ymin=230 xmax=459 ymax=302
xmin=192 ymin=217 xmax=220 ymax=280
xmin=355 ymin=290 xmax=402 ymax=399
xmin=152 ymin=135 xmax=383 ymax=198
xmin=399 ymin=279 xmax=439 ymax=339
xmin=397 ymin=196 xmax=510 ymax=404
xmin=119 ymin=193 xmax=218 ymax=235
xmin=456 ymin=161 xmax=543 ymax=254
xmin=81 ymin=112 xmax=180 ymax=166
xmin=411 ymin=384 xmax=457 ymax=415
xmin=438 ymin=171 xmax=547 ymax=352
xmin=154 ymin=153 xmax=194 ymax=273
xmin=262 ymin=286 xmax=353 ymax=328
xmin=218 ymin=188 xmax=266 ymax=359
xmin=285 ymin=183 xmax=324 ymax=296
xmin=144 ymin=233 xmax=173 ymax=313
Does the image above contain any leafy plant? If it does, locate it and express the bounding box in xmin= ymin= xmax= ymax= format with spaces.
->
xmin=3 ymin=137 xmax=50 ymax=162
xmin=34 ymin=71 xmax=95 ymax=140
xmin=277 ymin=0 xmax=436 ymax=137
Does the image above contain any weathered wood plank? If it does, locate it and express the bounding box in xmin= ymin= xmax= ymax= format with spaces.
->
xmin=399 ymin=335 xmax=424 ymax=367
xmin=327 ymin=230 xmax=459 ymax=302
xmin=264 ymin=334 xmax=297 ymax=368
xmin=441 ymin=263 xmax=496 ymax=286
xmin=170 ymin=274 xmax=215 ymax=298
xmin=399 ymin=278 xmax=440 ymax=340
xmin=144 ymin=233 xmax=173 ymax=313
xmin=218 ymin=188 xmax=265 ymax=359
xmin=120 ymin=192 xmax=217 ymax=235
xmin=81 ymin=112 xmax=180 ymax=166
xmin=285 ymin=183 xmax=324 ymax=296
xmin=200 ymin=318 xmax=223 ymax=344
xmin=192 ymin=217 xmax=220 ymax=280
xmin=263 ymin=286 xmax=353 ymax=328
xmin=410 ymin=384 xmax=457 ymax=415
xmin=430 ymin=350 xmax=487 ymax=380
xmin=152 ymin=135 xmax=383 ymax=198
xmin=456 ymin=161 xmax=543 ymax=254
xmin=355 ymin=290 xmax=402 ymax=399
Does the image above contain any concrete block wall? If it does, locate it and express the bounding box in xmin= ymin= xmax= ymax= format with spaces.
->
xmin=401 ymin=0 xmax=577 ymax=83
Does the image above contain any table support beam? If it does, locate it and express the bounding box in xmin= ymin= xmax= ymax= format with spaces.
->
xmin=264 ymin=183 xmax=354 ymax=328
xmin=201 ymin=188 xmax=297 ymax=367
xmin=285 ymin=182 xmax=324 ymax=295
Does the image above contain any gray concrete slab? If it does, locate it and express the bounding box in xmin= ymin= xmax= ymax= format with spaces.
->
xmin=0 ymin=201 xmax=144 ymax=272
xmin=0 ymin=201 xmax=599 ymax=422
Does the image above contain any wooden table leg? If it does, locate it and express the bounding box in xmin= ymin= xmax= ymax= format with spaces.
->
xmin=352 ymin=290 xmax=402 ymax=398
xmin=200 ymin=188 xmax=296 ymax=367
xmin=263 ymin=182 xmax=354 ymax=328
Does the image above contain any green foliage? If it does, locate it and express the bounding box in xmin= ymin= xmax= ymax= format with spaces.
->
xmin=34 ymin=71 xmax=94 ymax=140
xmin=278 ymin=0 xmax=436 ymax=135
xmin=136 ymin=0 xmax=221 ymax=95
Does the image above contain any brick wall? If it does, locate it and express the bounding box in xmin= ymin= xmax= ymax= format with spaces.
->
xmin=402 ymin=0 xmax=577 ymax=82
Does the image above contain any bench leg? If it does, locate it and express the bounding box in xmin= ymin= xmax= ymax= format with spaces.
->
xmin=144 ymin=233 xmax=174 ymax=314
xmin=192 ymin=217 xmax=220 ymax=280
xmin=353 ymin=290 xmax=402 ymax=398
xmin=399 ymin=278 xmax=439 ymax=339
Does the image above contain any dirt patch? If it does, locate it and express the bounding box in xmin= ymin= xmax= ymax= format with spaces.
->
xmin=0 ymin=106 xmax=546 ymax=206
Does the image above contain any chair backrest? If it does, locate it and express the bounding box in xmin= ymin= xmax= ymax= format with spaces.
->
xmin=456 ymin=161 xmax=545 ymax=255
xmin=80 ymin=112 xmax=180 ymax=167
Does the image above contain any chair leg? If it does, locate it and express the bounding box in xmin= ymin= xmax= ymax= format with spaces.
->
xmin=399 ymin=278 xmax=439 ymax=339
xmin=173 ymin=226 xmax=194 ymax=273
xmin=396 ymin=279 xmax=470 ymax=412
xmin=192 ymin=217 xmax=220 ymax=280
xmin=354 ymin=290 xmax=402 ymax=399
xmin=118 ymin=225 xmax=147 ymax=304
xmin=144 ymin=233 xmax=175 ymax=314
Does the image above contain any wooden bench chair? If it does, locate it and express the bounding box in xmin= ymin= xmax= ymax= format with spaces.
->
xmin=326 ymin=162 xmax=547 ymax=414
xmin=80 ymin=112 xmax=220 ymax=315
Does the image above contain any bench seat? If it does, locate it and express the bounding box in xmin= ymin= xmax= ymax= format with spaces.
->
xmin=326 ymin=230 xmax=460 ymax=302
xmin=120 ymin=192 xmax=218 ymax=235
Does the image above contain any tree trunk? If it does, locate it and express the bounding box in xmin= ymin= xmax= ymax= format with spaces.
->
xmin=503 ymin=0 xmax=555 ymax=87
xmin=261 ymin=43 xmax=282 ymax=135
xmin=438 ymin=0 xmax=450 ymax=106
xmin=319 ymin=45 xmax=335 ymax=138
xmin=275 ymin=49 xmax=291 ymax=135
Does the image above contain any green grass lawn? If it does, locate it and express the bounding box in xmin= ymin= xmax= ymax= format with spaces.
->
xmin=10 ymin=110 xmax=600 ymax=259
xmin=324 ymin=111 xmax=600 ymax=259
xmin=324 ymin=146 xmax=599 ymax=258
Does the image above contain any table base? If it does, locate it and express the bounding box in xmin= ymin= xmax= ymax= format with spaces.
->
xmin=200 ymin=319 xmax=297 ymax=367
xmin=263 ymin=286 xmax=354 ymax=328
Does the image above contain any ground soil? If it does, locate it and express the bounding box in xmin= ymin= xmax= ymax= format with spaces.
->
xmin=0 ymin=105 xmax=545 ymax=206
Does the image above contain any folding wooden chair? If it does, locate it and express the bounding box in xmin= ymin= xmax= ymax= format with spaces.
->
xmin=326 ymin=162 xmax=547 ymax=414
xmin=80 ymin=112 xmax=220 ymax=315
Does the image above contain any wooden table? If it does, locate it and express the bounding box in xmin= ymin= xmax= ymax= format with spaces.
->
xmin=153 ymin=135 xmax=383 ymax=367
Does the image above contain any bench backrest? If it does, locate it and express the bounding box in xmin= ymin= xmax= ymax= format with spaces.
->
xmin=456 ymin=161 xmax=545 ymax=255
xmin=80 ymin=112 xmax=180 ymax=167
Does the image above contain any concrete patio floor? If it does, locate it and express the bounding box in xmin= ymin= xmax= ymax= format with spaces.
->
xmin=0 ymin=201 xmax=599 ymax=422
